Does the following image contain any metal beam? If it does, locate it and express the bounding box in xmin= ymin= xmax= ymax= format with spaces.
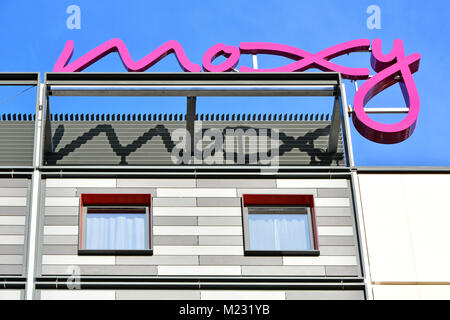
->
xmin=186 ymin=96 xmax=196 ymax=156
xmin=48 ymin=85 xmax=336 ymax=97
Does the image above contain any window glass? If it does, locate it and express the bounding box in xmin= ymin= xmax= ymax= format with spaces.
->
xmin=85 ymin=208 xmax=147 ymax=250
xmin=248 ymin=208 xmax=312 ymax=251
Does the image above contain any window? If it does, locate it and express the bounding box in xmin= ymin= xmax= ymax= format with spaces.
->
xmin=242 ymin=194 xmax=319 ymax=256
xmin=78 ymin=194 xmax=152 ymax=255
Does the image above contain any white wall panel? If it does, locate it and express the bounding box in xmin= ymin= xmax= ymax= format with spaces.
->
xmin=0 ymin=290 xmax=22 ymax=300
xmin=158 ymin=266 xmax=241 ymax=276
xmin=0 ymin=198 xmax=27 ymax=206
xmin=154 ymin=226 xmax=242 ymax=236
xmin=0 ymin=235 xmax=24 ymax=245
xmin=372 ymin=285 xmax=420 ymax=300
xmin=157 ymin=188 xmax=236 ymax=198
xmin=277 ymin=179 xmax=347 ymax=188
xmin=315 ymin=198 xmax=350 ymax=207
xmin=42 ymin=255 xmax=115 ymax=265
xmin=0 ymin=216 xmax=26 ymax=226
xmin=201 ymin=290 xmax=285 ymax=300
xmin=153 ymin=207 xmax=241 ymax=217
xmin=283 ymin=256 xmax=357 ymax=266
xmin=40 ymin=290 xmax=116 ymax=300
xmin=401 ymin=175 xmax=450 ymax=282
xmin=46 ymin=179 xmax=116 ymax=188
xmin=358 ymin=174 xmax=417 ymax=283
xmin=44 ymin=226 xmax=78 ymax=236
xmin=317 ymin=226 xmax=353 ymax=236
xmin=45 ymin=197 xmax=79 ymax=207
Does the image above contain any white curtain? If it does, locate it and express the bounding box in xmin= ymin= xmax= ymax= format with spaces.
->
xmin=86 ymin=213 xmax=146 ymax=250
xmin=249 ymin=214 xmax=311 ymax=250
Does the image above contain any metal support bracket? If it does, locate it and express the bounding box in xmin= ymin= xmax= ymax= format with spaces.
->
xmin=327 ymin=94 xmax=341 ymax=154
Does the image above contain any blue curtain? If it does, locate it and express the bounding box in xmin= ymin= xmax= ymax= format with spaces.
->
xmin=249 ymin=214 xmax=311 ymax=251
xmin=85 ymin=213 xmax=146 ymax=250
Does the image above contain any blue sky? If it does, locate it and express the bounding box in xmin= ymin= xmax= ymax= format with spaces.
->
xmin=0 ymin=0 xmax=448 ymax=166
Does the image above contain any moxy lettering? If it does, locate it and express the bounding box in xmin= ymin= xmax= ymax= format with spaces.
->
xmin=54 ymin=38 xmax=421 ymax=144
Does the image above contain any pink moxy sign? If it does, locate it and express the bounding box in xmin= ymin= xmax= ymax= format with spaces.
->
xmin=53 ymin=38 xmax=421 ymax=144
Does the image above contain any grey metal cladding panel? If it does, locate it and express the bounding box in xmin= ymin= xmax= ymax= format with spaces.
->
xmin=116 ymin=256 xmax=198 ymax=266
xmin=318 ymin=236 xmax=356 ymax=246
xmin=153 ymin=216 xmax=197 ymax=226
xmin=0 ymin=245 xmax=24 ymax=254
xmin=44 ymin=216 xmax=78 ymax=226
xmin=0 ymin=226 xmax=25 ymax=234
xmin=200 ymin=256 xmax=282 ymax=266
xmin=0 ymin=188 xmax=28 ymax=197
xmin=196 ymin=179 xmax=276 ymax=188
xmin=42 ymin=265 xmax=158 ymax=276
xmin=325 ymin=266 xmax=361 ymax=277
xmin=0 ymin=265 xmax=23 ymax=275
xmin=242 ymin=266 xmax=326 ymax=276
xmin=153 ymin=235 xmax=198 ymax=246
xmin=0 ymin=179 xmax=29 ymax=188
xmin=197 ymin=198 xmax=241 ymax=207
xmin=0 ymin=122 xmax=34 ymax=166
xmin=44 ymin=207 xmax=78 ymax=216
xmin=286 ymin=290 xmax=364 ymax=300
xmin=316 ymin=217 xmax=353 ymax=226
xmin=45 ymin=120 xmax=344 ymax=166
xmin=76 ymin=188 xmax=156 ymax=196
xmin=317 ymin=188 xmax=351 ymax=198
xmin=42 ymin=245 xmax=78 ymax=255
xmin=153 ymin=198 xmax=197 ymax=207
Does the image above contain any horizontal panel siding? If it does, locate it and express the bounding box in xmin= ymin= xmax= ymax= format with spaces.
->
xmin=158 ymin=265 xmax=241 ymax=276
xmin=46 ymin=179 xmax=116 ymax=188
xmin=153 ymin=246 xmax=244 ymax=256
xmin=39 ymin=290 xmax=116 ymax=300
xmin=0 ymin=179 xmax=28 ymax=276
xmin=0 ymin=290 xmax=22 ymax=300
xmin=157 ymin=188 xmax=237 ymax=198
xmin=153 ymin=226 xmax=242 ymax=236
xmin=40 ymin=177 xmax=361 ymax=279
xmin=38 ymin=289 xmax=363 ymax=300
xmin=0 ymin=198 xmax=27 ymax=206
xmin=153 ymin=207 xmax=241 ymax=216
xmin=201 ymin=290 xmax=285 ymax=300
xmin=42 ymin=255 xmax=115 ymax=265
xmin=277 ymin=179 xmax=348 ymax=188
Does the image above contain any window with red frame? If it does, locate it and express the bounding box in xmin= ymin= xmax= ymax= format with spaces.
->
xmin=78 ymin=194 xmax=152 ymax=255
xmin=242 ymin=194 xmax=319 ymax=256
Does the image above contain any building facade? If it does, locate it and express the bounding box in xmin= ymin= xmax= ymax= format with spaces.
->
xmin=0 ymin=72 xmax=448 ymax=300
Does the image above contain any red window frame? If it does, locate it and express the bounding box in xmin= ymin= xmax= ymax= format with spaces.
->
xmin=242 ymin=194 xmax=319 ymax=252
xmin=79 ymin=193 xmax=152 ymax=254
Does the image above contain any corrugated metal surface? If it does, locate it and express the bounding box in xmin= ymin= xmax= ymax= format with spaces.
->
xmin=45 ymin=114 xmax=344 ymax=166
xmin=0 ymin=120 xmax=35 ymax=166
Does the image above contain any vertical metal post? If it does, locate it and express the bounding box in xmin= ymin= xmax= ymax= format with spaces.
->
xmin=350 ymin=171 xmax=374 ymax=300
xmin=252 ymin=55 xmax=258 ymax=70
xmin=186 ymin=96 xmax=196 ymax=156
xmin=339 ymin=82 xmax=355 ymax=167
xmin=25 ymin=82 xmax=44 ymax=300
